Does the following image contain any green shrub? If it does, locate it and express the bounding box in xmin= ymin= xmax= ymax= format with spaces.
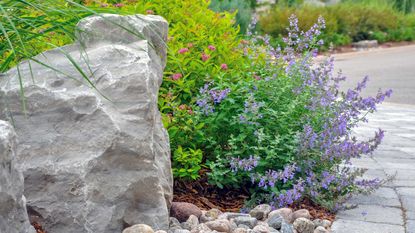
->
xmin=259 ymin=1 xmax=414 ymax=48
xmin=209 ymin=0 xmax=254 ymax=34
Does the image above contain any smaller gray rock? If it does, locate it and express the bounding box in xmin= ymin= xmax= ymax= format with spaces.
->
xmin=257 ymin=221 xmax=269 ymax=227
xmin=267 ymin=214 xmax=283 ymax=230
xmin=220 ymin=213 xmax=251 ymax=220
xmin=233 ymin=228 xmax=248 ymax=233
xmin=313 ymin=226 xmax=329 ymax=233
xmin=321 ymin=220 xmax=331 ymax=228
xmin=289 ymin=210 xmax=311 ymax=223
xmin=200 ymin=214 xmax=214 ymax=223
xmin=174 ymin=230 xmax=191 ymax=233
xmin=253 ymin=225 xmax=270 ymax=233
xmin=269 ymin=227 xmax=280 ymax=233
xmin=234 ymin=216 xmax=258 ymax=229
xmin=155 ymin=231 xmax=167 ymax=233
xmin=312 ymin=219 xmax=331 ymax=229
xmin=229 ymin=219 xmax=238 ymax=232
xmin=206 ymin=219 xmax=231 ymax=232
xmin=206 ymin=209 xmax=223 ymax=220
xmin=293 ymin=218 xmax=314 ymax=233
xmin=268 ymin=209 xmax=292 ymax=223
xmin=279 ymin=221 xmax=293 ymax=233
xmin=250 ymin=204 xmax=272 ymax=220
xmin=182 ymin=215 xmax=199 ymax=230
xmin=190 ymin=223 xmax=211 ymax=233
xmin=123 ymin=224 xmax=154 ymax=233
xmin=312 ymin=219 xmax=323 ymax=228
xmin=237 ymin=224 xmax=251 ymax=230
xmin=170 ymin=217 xmax=182 ymax=228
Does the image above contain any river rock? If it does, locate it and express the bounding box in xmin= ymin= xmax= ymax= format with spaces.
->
xmin=174 ymin=230 xmax=191 ymax=233
xmin=200 ymin=214 xmax=214 ymax=224
xmin=234 ymin=216 xmax=258 ymax=229
xmin=322 ymin=220 xmax=331 ymax=228
xmin=267 ymin=214 xmax=283 ymax=230
xmin=237 ymin=224 xmax=251 ymax=229
xmin=233 ymin=228 xmax=248 ymax=233
xmin=312 ymin=219 xmax=331 ymax=229
xmin=220 ymin=213 xmax=251 ymax=220
xmin=0 ymin=121 xmax=35 ymax=233
xmin=206 ymin=208 xmax=223 ymax=220
xmin=313 ymin=226 xmax=329 ymax=233
xmin=269 ymin=227 xmax=280 ymax=233
xmin=171 ymin=202 xmax=203 ymax=222
xmin=293 ymin=218 xmax=314 ymax=233
xmin=156 ymin=231 xmax=168 ymax=233
xmin=268 ymin=208 xmax=293 ymax=223
xmin=123 ymin=224 xmax=155 ymax=233
xmin=206 ymin=219 xmax=231 ymax=232
xmin=289 ymin=209 xmax=311 ymax=223
xmin=279 ymin=221 xmax=293 ymax=233
xmin=190 ymin=223 xmax=211 ymax=233
xmin=253 ymin=225 xmax=270 ymax=233
xmin=182 ymin=215 xmax=199 ymax=230
xmin=0 ymin=14 xmax=171 ymax=233
xmin=250 ymin=204 xmax=272 ymax=220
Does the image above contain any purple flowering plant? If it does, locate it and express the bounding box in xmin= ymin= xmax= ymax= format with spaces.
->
xmin=197 ymin=15 xmax=391 ymax=211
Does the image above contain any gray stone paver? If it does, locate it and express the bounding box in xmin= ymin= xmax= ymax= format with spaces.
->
xmin=347 ymin=187 xmax=401 ymax=207
xmin=332 ymin=103 xmax=415 ymax=233
xmin=335 ymin=204 xmax=403 ymax=225
xmin=407 ymin=220 xmax=415 ymax=233
xmin=407 ymin=211 xmax=415 ymax=220
xmin=332 ymin=219 xmax=405 ymax=233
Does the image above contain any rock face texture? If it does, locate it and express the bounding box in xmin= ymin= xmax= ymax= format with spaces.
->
xmin=0 ymin=14 xmax=172 ymax=233
xmin=0 ymin=121 xmax=34 ymax=233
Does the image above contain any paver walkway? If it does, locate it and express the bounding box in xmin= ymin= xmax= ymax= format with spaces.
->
xmin=332 ymin=103 xmax=415 ymax=233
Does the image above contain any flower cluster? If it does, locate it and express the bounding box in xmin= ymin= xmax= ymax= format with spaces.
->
xmin=178 ymin=48 xmax=189 ymax=54
xmin=256 ymin=163 xmax=298 ymax=189
xmin=275 ymin=180 xmax=305 ymax=207
xmin=230 ymin=155 xmax=260 ymax=172
xmin=239 ymin=92 xmax=264 ymax=125
xmin=196 ymin=83 xmax=230 ymax=115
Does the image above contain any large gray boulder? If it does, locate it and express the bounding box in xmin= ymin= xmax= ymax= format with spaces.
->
xmin=0 ymin=14 xmax=172 ymax=233
xmin=0 ymin=121 xmax=35 ymax=233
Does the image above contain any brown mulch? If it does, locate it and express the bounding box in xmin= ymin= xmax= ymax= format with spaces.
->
xmin=173 ymin=169 xmax=250 ymax=213
xmin=174 ymin=169 xmax=336 ymax=222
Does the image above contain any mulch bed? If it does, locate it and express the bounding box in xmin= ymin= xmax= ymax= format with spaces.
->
xmin=173 ymin=169 xmax=249 ymax=213
xmin=174 ymin=169 xmax=336 ymax=222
